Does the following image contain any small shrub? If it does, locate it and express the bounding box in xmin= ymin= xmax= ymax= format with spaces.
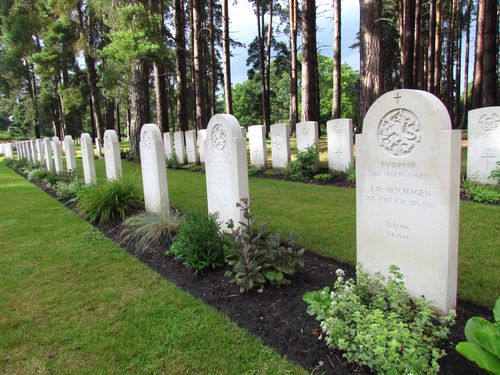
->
xmin=8 ymin=158 xmax=28 ymax=172
xmin=248 ymin=167 xmax=260 ymax=176
xmin=55 ymin=180 xmax=84 ymax=201
xmin=463 ymin=179 xmax=500 ymax=204
xmin=303 ymin=265 xmax=456 ymax=375
xmin=286 ymin=145 xmax=318 ymax=182
xmin=166 ymin=153 xmax=181 ymax=169
xmin=345 ymin=164 xmax=356 ymax=184
xmin=43 ymin=171 xmax=61 ymax=189
xmin=313 ymin=173 xmax=333 ymax=182
xmin=263 ymin=168 xmax=284 ymax=177
xmin=120 ymin=209 xmax=181 ymax=254
xmin=225 ymin=199 xmax=305 ymax=292
xmin=76 ymin=179 xmax=143 ymax=224
xmin=489 ymin=162 xmax=500 ymax=185
xmin=168 ymin=211 xmax=225 ymax=274
xmin=27 ymin=168 xmax=49 ymax=182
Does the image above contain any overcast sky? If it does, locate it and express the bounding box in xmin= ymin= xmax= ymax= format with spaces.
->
xmin=228 ymin=0 xmax=360 ymax=84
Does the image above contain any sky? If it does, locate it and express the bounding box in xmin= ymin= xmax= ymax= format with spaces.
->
xmin=228 ymin=0 xmax=360 ymax=84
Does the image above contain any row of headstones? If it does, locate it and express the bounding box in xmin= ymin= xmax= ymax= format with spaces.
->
xmin=162 ymin=120 xmax=354 ymax=172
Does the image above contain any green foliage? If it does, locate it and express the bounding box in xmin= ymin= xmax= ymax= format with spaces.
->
xmin=166 ymin=153 xmax=181 ymax=169
xmin=120 ymin=209 xmax=181 ymax=254
xmin=168 ymin=212 xmax=226 ymax=275
xmin=286 ymin=146 xmax=318 ymax=182
xmin=6 ymin=158 xmax=28 ymax=172
xmin=0 ymin=131 xmax=13 ymax=141
xmin=346 ymin=164 xmax=356 ymax=184
xmin=76 ymin=179 xmax=143 ymax=224
xmin=313 ymin=173 xmax=333 ymax=182
xmin=248 ymin=167 xmax=261 ymax=177
xmin=55 ymin=180 xmax=84 ymax=201
xmin=463 ymin=179 xmax=500 ymax=204
xmin=303 ymin=265 xmax=456 ymax=375
xmin=489 ymin=163 xmax=500 ymax=185
xmin=27 ymin=168 xmax=49 ymax=182
xmin=225 ymin=199 xmax=305 ymax=293
xmin=456 ymin=298 xmax=500 ymax=374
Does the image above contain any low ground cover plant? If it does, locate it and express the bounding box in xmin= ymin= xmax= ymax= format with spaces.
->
xmin=456 ymin=297 xmax=500 ymax=374
xmin=463 ymin=179 xmax=500 ymax=204
xmin=168 ymin=211 xmax=226 ymax=274
xmin=77 ymin=179 xmax=143 ymax=224
xmin=489 ymin=163 xmax=500 ymax=185
xmin=120 ymin=209 xmax=181 ymax=254
xmin=286 ymin=145 xmax=318 ymax=182
xmin=303 ymin=265 xmax=456 ymax=375
xmin=225 ymin=199 xmax=305 ymax=292
xmin=166 ymin=154 xmax=181 ymax=169
xmin=55 ymin=180 xmax=84 ymax=201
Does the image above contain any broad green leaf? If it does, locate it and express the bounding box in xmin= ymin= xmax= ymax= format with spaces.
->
xmin=465 ymin=317 xmax=493 ymax=344
xmin=494 ymin=298 xmax=500 ymax=323
xmin=456 ymin=342 xmax=500 ymax=374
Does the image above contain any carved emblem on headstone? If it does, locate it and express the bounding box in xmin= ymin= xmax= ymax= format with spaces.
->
xmin=211 ymin=124 xmax=227 ymax=151
xmin=104 ymin=134 xmax=112 ymax=150
xmin=479 ymin=113 xmax=500 ymax=131
xmin=274 ymin=134 xmax=284 ymax=150
xmin=142 ymin=130 xmax=152 ymax=150
xmin=378 ymin=108 xmax=421 ymax=157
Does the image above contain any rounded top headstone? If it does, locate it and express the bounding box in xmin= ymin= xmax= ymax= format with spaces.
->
xmin=207 ymin=114 xmax=243 ymax=152
xmin=104 ymin=129 xmax=118 ymax=148
xmin=141 ymin=123 xmax=161 ymax=150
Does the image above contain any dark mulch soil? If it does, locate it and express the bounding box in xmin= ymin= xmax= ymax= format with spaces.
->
xmin=15 ymin=168 xmax=492 ymax=374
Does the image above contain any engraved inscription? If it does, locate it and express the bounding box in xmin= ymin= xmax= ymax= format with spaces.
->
xmin=479 ymin=113 xmax=500 ymax=131
xmin=211 ymin=124 xmax=227 ymax=151
xmin=273 ymin=134 xmax=284 ymax=150
xmin=141 ymin=130 xmax=152 ymax=150
xmin=378 ymin=109 xmax=421 ymax=157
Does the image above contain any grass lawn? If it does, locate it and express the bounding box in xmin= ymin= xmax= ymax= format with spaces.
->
xmin=0 ymin=161 xmax=304 ymax=374
xmin=78 ymin=156 xmax=499 ymax=308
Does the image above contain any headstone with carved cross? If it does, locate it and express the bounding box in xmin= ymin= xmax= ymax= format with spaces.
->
xmin=356 ymin=89 xmax=461 ymax=314
xmin=173 ymin=131 xmax=187 ymax=164
xmin=163 ymin=132 xmax=174 ymax=160
xmin=185 ymin=130 xmax=200 ymax=164
xmin=248 ymin=125 xmax=267 ymax=168
xmin=467 ymin=107 xmax=500 ymax=185
xmin=296 ymin=121 xmax=319 ymax=152
xmin=270 ymin=123 xmax=291 ymax=169
xmin=327 ymin=119 xmax=354 ymax=172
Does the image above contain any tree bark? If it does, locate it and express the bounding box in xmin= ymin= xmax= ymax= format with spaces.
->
xmin=462 ymin=0 xmax=471 ymax=127
xmin=175 ymin=0 xmax=188 ymax=132
xmin=192 ymin=0 xmax=206 ymax=129
xmin=481 ymin=0 xmax=498 ymax=106
xmin=265 ymin=0 xmax=273 ymax=131
xmin=301 ymin=0 xmax=319 ymax=122
xmin=130 ymin=60 xmax=150 ymax=158
xmin=256 ymin=0 xmax=270 ymax=129
xmin=222 ymin=0 xmax=233 ymax=114
xmin=453 ymin=0 xmax=461 ymax=127
xmin=209 ymin=0 xmax=217 ymax=117
xmin=433 ymin=0 xmax=442 ymax=96
xmin=153 ymin=62 xmax=169 ymax=133
xmin=289 ymin=0 xmax=298 ymax=132
xmin=428 ymin=0 xmax=436 ymax=93
xmin=359 ymin=0 xmax=382 ymax=128
xmin=402 ymin=0 xmax=415 ymax=88
xmin=116 ymin=102 xmax=122 ymax=141
xmin=413 ymin=0 xmax=421 ymax=89
xmin=332 ymin=0 xmax=341 ymax=118
xmin=105 ymin=97 xmax=115 ymax=130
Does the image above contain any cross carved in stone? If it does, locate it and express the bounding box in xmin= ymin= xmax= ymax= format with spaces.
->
xmin=481 ymin=148 xmax=496 ymax=170
xmin=394 ymin=93 xmax=402 ymax=104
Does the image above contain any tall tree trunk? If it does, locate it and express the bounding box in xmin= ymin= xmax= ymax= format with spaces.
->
xmin=462 ymin=0 xmax=471 ymax=127
xmin=413 ymin=0 xmax=421 ymax=89
xmin=472 ymin=0 xmax=485 ymax=108
xmin=175 ymin=0 xmax=188 ymax=131
xmin=24 ymin=61 xmax=40 ymax=138
xmin=265 ymin=0 xmax=273 ymax=132
xmin=481 ymin=0 xmax=498 ymax=106
xmin=189 ymin=0 xmax=197 ymax=126
xmin=106 ymin=98 xmax=115 ymax=130
xmin=301 ymin=0 xmax=319 ymax=122
xmin=256 ymin=0 xmax=270 ymax=129
xmin=402 ymin=0 xmax=415 ymax=88
xmin=153 ymin=62 xmax=169 ymax=133
xmin=222 ymin=0 xmax=233 ymax=114
xmin=428 ymin=0 xmax=436 ymax=93
xmin=192 ymin=0 xmax=206 ymax=129
xmin=332 ymin=0 xmax=341 ymax=118
xmin=129 ymin=60 xmax=150 ymax=158
xmin=454 ymin=0 xmax=461 ymax=127
xmin=209 ymin=0 xmax=217 ymax=117
xmin=359 ymin=0 xmax=382 ymax=128
xmin=289 ymin=0 xmax=298 ymax=132
xmin=116 ymin=102 xmax=122 ymax=141
xmin=433 ymin=0 xmax=442 ymax=96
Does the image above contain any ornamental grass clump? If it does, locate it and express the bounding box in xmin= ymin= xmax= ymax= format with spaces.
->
xmin=303 ymin=265 xmax=456 ymax=375
xmin=120 ymin=209 xmax=181 ymax=254
xmin=76 ymin=179 xmax=143 ymax=224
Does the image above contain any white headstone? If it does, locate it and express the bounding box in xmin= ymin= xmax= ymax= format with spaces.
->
xmin=81 ymin=133 xmax=96 ymax=185
xmin=327 ymin=119 xmax=354 ymax=172
xmin=30 ymin=140 xmax=37 ymax=161
xmin=185 ymin=130 xmax=200 ymax=164
xmin=197 ymin=129 xmax=207 ymax=163
xmin=95 ymin=138 xmax=102 ymax=158
xmin=43 ymin=138 xmax=54 ymax=172
xmin=6 ymin=143 xmax=13 ymax=159
xmin=140 ymin=124 xmax=170 ymax=214
xmin=356 ymin=89 xmax=461 ymax=314
xmin=35 ymin=139 xmax=43 ymax=162
xmin=104 ymin=130 xmax=122 ymax=181
xmin=467 ymin=107 xmax=500 ymax=184
xmin=204 ymin=114 xmax=249 ymax=230
xmin=64 ymin=135 xmax=77 ymax=172
xmin=270 ymin=123 xmax=291 ymax=168
xmin=248 ymin=125 xmax=267 ymax=167
xmin=52 ymin=137 xmax=63 ymax=173
xmin=173 ymin=131 xmax=186 ymax=164
xmin=163 ymin=132 xmax=174 ymax=160
xmin=296 ymin=121 xmax=319 ymax=152
xmin=241 ymin=126 xmax=248 ymax=138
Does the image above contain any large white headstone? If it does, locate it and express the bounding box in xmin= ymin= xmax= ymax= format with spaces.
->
xmin=52 ymin=137 xmax=63 ymax=173
xmin=173 ymin=131 xmax=186 ymax=164
xmin=43 ymin=138 xmax=54 ymax=172
xmin=35 ymin=139 xmax=43 ymax=162
xmin=356 ymin=89 xmax=461 ymax=314
xmin=270 ymin=123 xmax=291 ymax=168
xmin=163 ymin=132 xmax=174 ymax=160
xmin=327 ymin=119 xmax=354 ymax=172
xmin=140 ymin=124 xmax=170 ymax=214
xmin=248 ymin=125 xmax=267 ymax=168
xmin=204 ymin=114 xmax=249 ymax=230
xmin=185 ymin=130 xmax=200 ymax=164
xmin=104 ymin=130 xmax=122 ymax=181
xmin=81 ymin=133 xmax=96 ymax=185
xmin=467 ymin=107 xmax=500 ymax=184
xmin=30 ymin=140 xmax=37 ymax=161
xmin=197 ymin=129 xmax=207 ymax=163
xmin=296 ymin=121 xmax=319 ymax=152
xmin=64 ymin=135 xmax=77 ymax=172
xmin=95 ymin=138 xmax=102 ymax=158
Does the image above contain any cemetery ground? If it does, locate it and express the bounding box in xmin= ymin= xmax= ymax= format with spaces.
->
xmin=1 ymin=148 xmax=498 ymax=374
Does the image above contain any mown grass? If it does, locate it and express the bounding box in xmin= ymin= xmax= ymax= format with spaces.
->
xmin=0 ymin=161 xmax=304 ymax=374
xmin=75 ymin=155 xmax=499 ymax=308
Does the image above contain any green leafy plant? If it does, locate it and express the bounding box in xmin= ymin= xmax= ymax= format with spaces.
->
xmin=456 ymin=298 xmax=500 ymax=374
xmin=345 ymin=164 xmax=356 ymax=185
xmin=489 ymin=162 xmax=500 ymax=185
xmin=225 ymin=198 xmax=305 ymax=292
xmin=313 ymin=173 xmax=333 ymax=182
xmin=55 ymin=180 xmax=84 ymax=201
xmin=286 ymin=145 xmax=318 ymax=182
xmin=248 ymin=167 xmax=260 ymax=177
xmin=168 ymin=211 xmax=225 ymax=274
xmin=303 ymin=265 xmax=456 ymax=375
xmin=463 ymin=179 xmax=500 ymax=204
xmin=27 ymin=168 xmax=49 ymax=182
xmin=120 ymin=209 xmax=181 ymax=254
xmin=76 ymin=179 xmax=143 ymax=224
xmin=166 ymin=153 xmax=181 ymax=169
